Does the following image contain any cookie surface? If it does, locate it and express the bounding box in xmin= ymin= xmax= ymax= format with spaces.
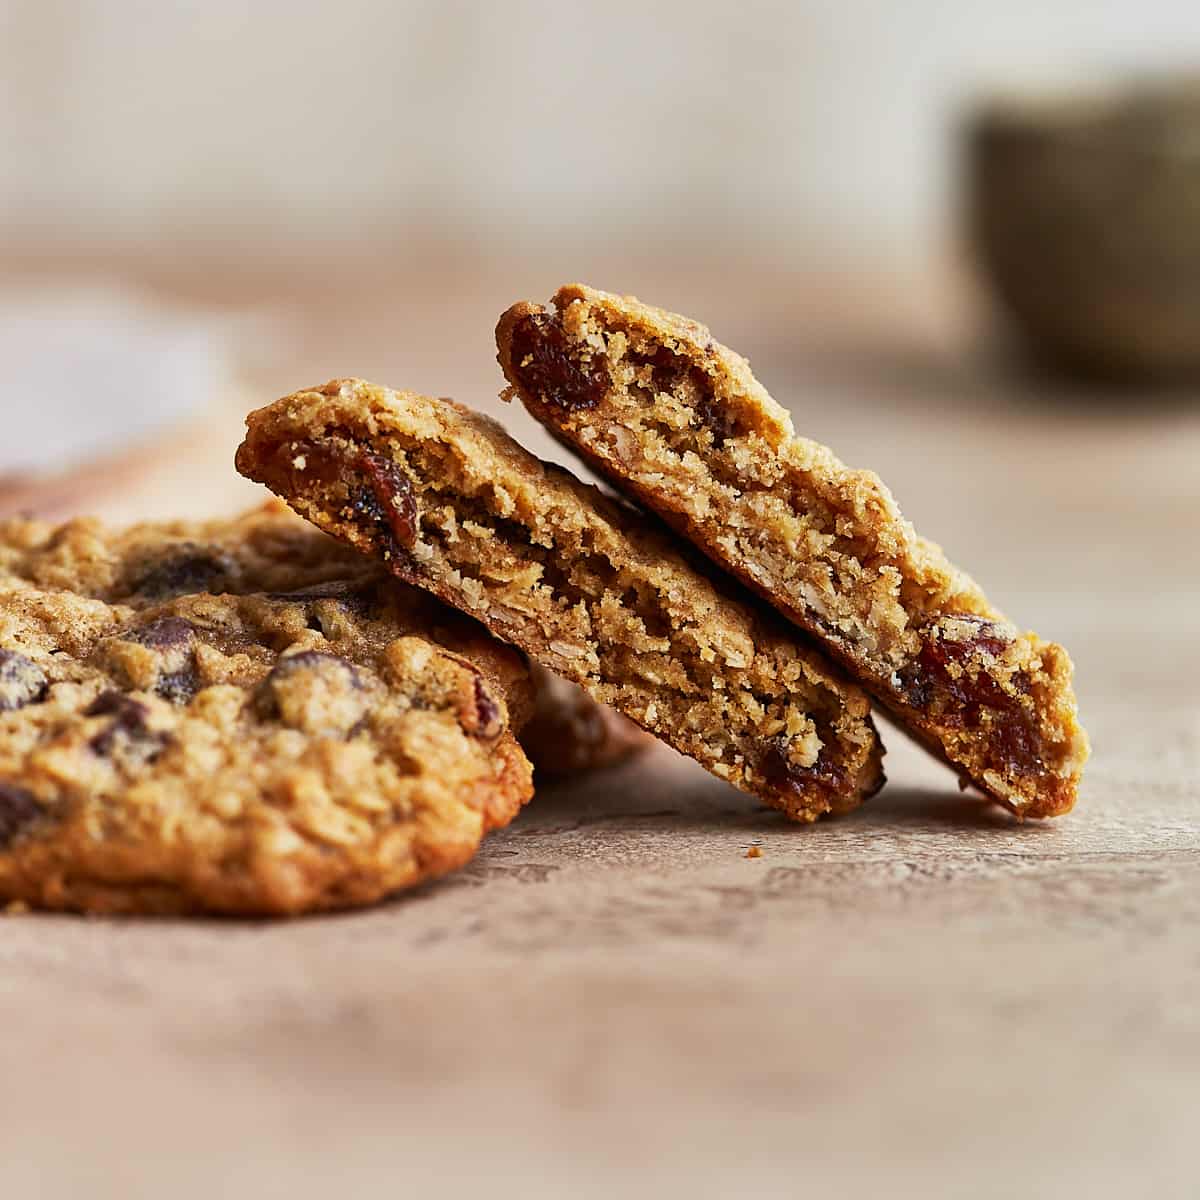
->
xmin=497 ymin=283 xmax=1088 ymax=817
xmin=0 ymin=508 xmax=534 ymax=915
xmin=520 ymin=665 xmax=652 ymax=777
xmin=237 ymin=380 xmax=885 ymax=822
xmin=0 ymin=500 xmax=375 ymax=605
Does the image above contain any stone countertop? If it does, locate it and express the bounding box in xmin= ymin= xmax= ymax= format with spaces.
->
xmin=2 ymin=273 xmax=1197 ymax=1199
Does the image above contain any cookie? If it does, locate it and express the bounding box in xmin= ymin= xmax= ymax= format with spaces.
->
xmin=497 ymin=283 xmax=1088 ymax=817
xmin=0 ymin=499 xmax=374 ymax=604
xmin=520 ymin=665 xmax=652 ymax=777
xmin=0 ymin=509 xmax=534 ymax=915
xmin=236 ymin=380 xmax=885 ymax=821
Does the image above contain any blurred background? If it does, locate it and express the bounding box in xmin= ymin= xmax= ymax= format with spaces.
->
xmin=4 ymin=1 xmax=1200 ymax=275
xmin=2 ymin=0 xmax=1197 ymax=723
xmin=3 ymin=2 xmax=1200 ymax=493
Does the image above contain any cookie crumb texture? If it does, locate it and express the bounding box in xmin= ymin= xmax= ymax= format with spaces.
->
xmin=0 ymin=500 xmax=371 ymax=604
xmin=0 ymin=509 xmax=534 ymax=915
xmin=497 ymin=284 xmax=1089 ymax=817
xmin=237 ymin=380 xmax=885 ymax=822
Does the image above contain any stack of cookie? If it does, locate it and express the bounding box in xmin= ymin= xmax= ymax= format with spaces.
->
xmin=0 ymin=284 xmax=1088 ymax=916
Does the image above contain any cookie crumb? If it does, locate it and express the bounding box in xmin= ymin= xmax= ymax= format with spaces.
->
xmin=745 ymin=845 xmax=763 ymax=859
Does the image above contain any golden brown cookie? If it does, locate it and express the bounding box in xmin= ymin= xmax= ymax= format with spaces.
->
xmin=0 ymin=509 xmax=534 ymax=915
xmin=237 ymin=380 xmax=885 ymax=822
xmin=0 ymin=499 xmax=372 ymax=604
xmin=497 ymin=284 xmax=1088 ymax=817
xmin=520 ymin=665 xmax=652 ymax=777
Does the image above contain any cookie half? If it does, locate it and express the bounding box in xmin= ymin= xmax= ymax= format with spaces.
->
xmin=0 ymin=512 xmax=534 ymax=915
xmin=497 ymin=283 xmax=1088 ymax=817
xmin=237 ymin=380 xmax=885 ymax=821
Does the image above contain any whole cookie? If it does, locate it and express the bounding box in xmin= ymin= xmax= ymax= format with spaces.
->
xmin=0 ymin=511 xmax=534 ymax=915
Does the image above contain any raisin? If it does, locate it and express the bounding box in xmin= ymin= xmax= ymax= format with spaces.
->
xmin=900 ymin=616 xmax=1046 ymax=775
xmin=278 ymin=437 xmax=419 ymax=561
xmin=435 ymin=652 xmax=503 ymax=739
xmin=758 ymin=737 xmax=846 ymax=796
xmin=638 ymin=345 xmax=688 ymax=392
xmin=629 ymin=344 xmax=713 ymax=405
xmin=694 ymin=394 xmax=740 ymax=448
xmin=260 ymin=650 xmax=361 ymax=687
xmin=472 ymin=675 xmax=502 ymax=739
xmin=356 ymin=451 xmax=419 ymax=548
xmin=127 ymin=617 xmax=196 ymax=650
xmin=993 ymin=713 xmax=1042 ymax=769
xmin=86 ymin=691 xmax=170 ymax=762
xmin=927 ymin=615 xmax=1011 ymax=662
xmin=900 ymin=616 xmax=1012 ymax=715
xmin=509 ymin=312 xmax=609 ymax=411
xmin=623 ymin=345 xmax=734 ymax=445
xmin=86 ymin=690 xmax=144 ymax=720
xmin=0 ymin=783 xmax=41 ymax=848
xmin=350 ymin=485 xmax=390 ymax=535
xmin=900 ymin=670 xmax=933 ymax=710
xmin=124 ymin=546 xmax=232 ymax=601
xmin=0 ymin=650 xmax=49 ymax=712
xmin=121 ymin=618 xmax=200 ymax=705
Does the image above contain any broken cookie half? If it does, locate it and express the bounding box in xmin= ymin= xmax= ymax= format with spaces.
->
xmin=237 ymin=380 xmax=886 ymax=822
xmin=497 ymin=283 xmax=1088 ymax=818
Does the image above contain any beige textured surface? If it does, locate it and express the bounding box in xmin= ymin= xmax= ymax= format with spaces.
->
xmin=1 ymin=278 xmax=1198 ymax=1198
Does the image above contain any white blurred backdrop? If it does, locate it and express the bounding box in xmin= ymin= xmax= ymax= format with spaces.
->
xmin=2 ymin=0 xmax=1198 ymax=278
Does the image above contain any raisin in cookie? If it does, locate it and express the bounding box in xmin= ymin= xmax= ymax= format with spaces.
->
xmin=237 ymin=380 xmax=885 ymax=821
xmin=520 ymin=665 xmax=652 ymax=777
xmin=497 ymin=283 xmax=1088 ymax=817
xmin=0 ymin=517 xmax=534 ymax=915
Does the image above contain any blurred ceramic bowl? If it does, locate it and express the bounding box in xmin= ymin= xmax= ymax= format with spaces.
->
xmin=968 ymin=75 xmax=1200 ymax=382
